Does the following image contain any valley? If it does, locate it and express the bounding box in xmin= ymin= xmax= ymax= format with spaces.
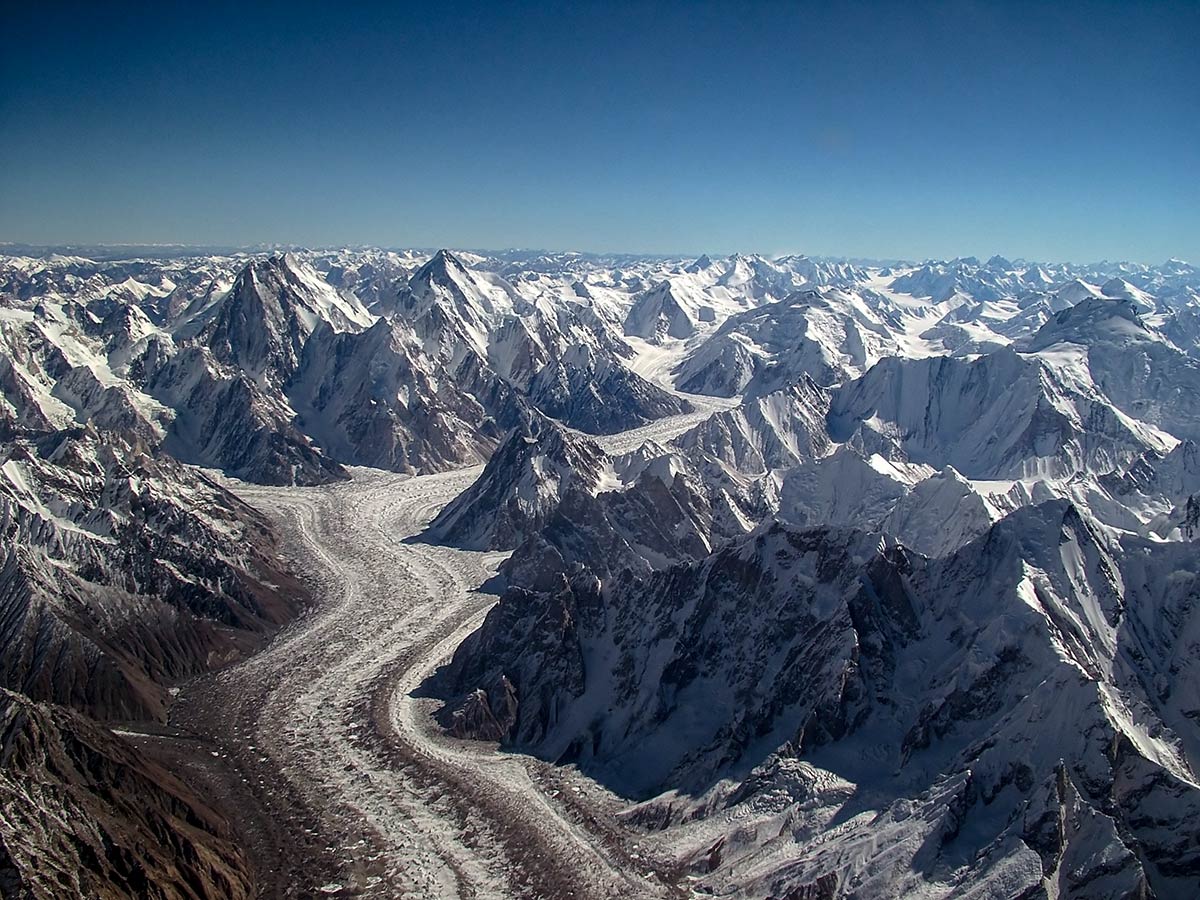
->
xmin=173 ymin=453 xmax=694 ymax=898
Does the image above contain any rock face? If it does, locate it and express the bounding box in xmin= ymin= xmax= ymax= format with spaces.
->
xmin=0 ymin=688 xmax=254 ymax=900
xmin=148 ymin=253 xmax=372 ymax=484
xmin=441 ymin=502 xmax=1200 ymax=897
xmin=149 ymin=346 xmax=348 ymax=485
xmin=526 ymin=342 xmax=692 ymax=435
xmin=427 ymin=415 xmax=611 ymax=551
xmin=195 ymin=253 xmax=373 ymax=385
xmin=674 ymin=377 xmax=831 ymax=475
xmin=877 ymin=464 xmax=1002 ymax=557
xmin=445 ymin=522 xmax=893 ymax=794
xmin=395 ymin=250 xmax=690 ymax=436
xmin=624 ymin=281 xmax=705 ymax=341
xmin=0 ymin=427 xmax=305 ymax=722
xmin=288 ymin=316 xmax=521 ymax=474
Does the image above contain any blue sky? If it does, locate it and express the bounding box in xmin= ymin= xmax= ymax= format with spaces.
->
xmin=2 ymin=1 xmax=1196 ymax=262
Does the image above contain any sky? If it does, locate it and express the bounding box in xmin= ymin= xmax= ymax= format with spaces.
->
xmin=2 ymin=1 xmax=1197 ymax=263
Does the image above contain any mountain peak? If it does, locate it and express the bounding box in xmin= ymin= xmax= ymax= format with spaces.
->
xmin=427 ymin=414 xmax=609 ymax=550
xmin=1053 ymin=277 xmax=1104 ymax=305
xmin=1100 ymin=277 xmax=1153 ymax=309
xmin=425 ymin=248 xmax=468 ymax=275
xmin=1028 ymin=294 xmax=1149 ymax=351
xmin=205 ymin=253 xmax=373 ymax=380
xmin=236 ymin=251 xmax=317 ymax=294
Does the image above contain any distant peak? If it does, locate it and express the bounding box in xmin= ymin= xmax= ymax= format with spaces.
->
xmin=1098 ymin=277 xmax=1152 ymax=305
xmin=1029 ymin=294 xmax=1148 ymax=351
xmin=419 ymin=249 xmax=469 ymax=281
xmin=242 ymin=251 xmax=303 ymax=280
xmin=1053 ymin=278 xmax=1104 ymax=303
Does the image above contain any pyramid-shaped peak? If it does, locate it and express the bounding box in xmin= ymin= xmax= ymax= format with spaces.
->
xmin=1053 ymin=278 xmax=1104 ymax=303
xmin=424 ymin=248 xmax=469 ymax=275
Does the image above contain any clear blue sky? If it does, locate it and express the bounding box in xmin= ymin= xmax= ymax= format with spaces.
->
xmin=2 ymin=1 xmax=1196 ymax=262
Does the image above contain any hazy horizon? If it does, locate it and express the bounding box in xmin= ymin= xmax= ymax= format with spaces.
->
xmin=0 ymin=239 xmax=1193 ymax=269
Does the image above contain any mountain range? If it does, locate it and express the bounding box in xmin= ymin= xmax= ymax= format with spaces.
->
xmin=2 ymin=245 xmax=1199 ymax=899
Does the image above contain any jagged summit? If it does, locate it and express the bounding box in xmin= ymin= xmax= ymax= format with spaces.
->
xmin=415 ymin=247 xmax=470 ymax=282
xmin=426 ymin=413 xmax=610 ymax=550
xmin=624 ymin=279 xmax=705 ymax=341
xmin=395 ymin=246 xmax=502 ymax=324
xmin=200 ymin=252 xmax=373 ymax=381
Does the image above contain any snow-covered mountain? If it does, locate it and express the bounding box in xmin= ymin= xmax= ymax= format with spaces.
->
xmin=442 ymin=501 xmax=1200 ymax=898
xmin=4 ymin=246 xmax=1200 ymax=899
xmin=675 ymin=288 xmax=902 ymax=396
xmin=288 ymin=315 xmax=524 ymax=474
xmin=826 ymin=348 xmax=1167 ymax=479
xmin=192 ymin=252 xmax=373 ymax=384
xmin=0 ymin=247 xmax=695 ymax=485
xmin=1024 ymin=295 xmax=1200 ymax=442
xmin=674 ymin=376 xmax=831 ymax=475
xmin=427 ymin=414 xmax=612 ymax=550
xmin=390 ymin=249 xmax=690 ymax=435
xmin=410 ymin=251 xmax=1200 ymax=899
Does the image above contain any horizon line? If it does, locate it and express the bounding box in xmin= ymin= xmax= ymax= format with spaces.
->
xmin=0 ymin=240 xmax=1192 ymax=270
